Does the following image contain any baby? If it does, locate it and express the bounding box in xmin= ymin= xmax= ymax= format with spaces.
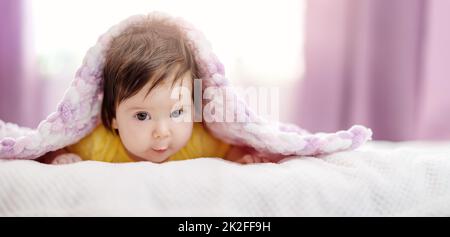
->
xmin=39 ymin=17 xmax=271 ymax=165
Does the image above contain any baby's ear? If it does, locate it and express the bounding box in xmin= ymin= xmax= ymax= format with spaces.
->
xmin=112 ymin=118 xmax=118 ymax=129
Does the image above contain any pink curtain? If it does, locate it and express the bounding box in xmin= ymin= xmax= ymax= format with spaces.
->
xmin=297 ymin=0 xmax=450 ymax=141
xmin=0 ymin=0 xmax=25 ymax=125
xmin=0 ymin=0 xmax=41 ymax=128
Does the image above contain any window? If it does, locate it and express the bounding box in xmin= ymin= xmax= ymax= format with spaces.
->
xmin=32 ymin=0 xmax=305 ymax=85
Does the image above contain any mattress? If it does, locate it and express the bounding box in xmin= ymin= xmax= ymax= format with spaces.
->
xmin=1 ymin=140 xmax=449 ymax=216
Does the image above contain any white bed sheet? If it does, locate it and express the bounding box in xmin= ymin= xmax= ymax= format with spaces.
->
xmin=1 ymin=141 xmax=450 ymax=216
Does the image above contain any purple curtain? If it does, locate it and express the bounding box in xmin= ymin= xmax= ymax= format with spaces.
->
xmin=297 ymin=0 xmax=450 ymax=141
xmin=0 ymin=0 xmax=25 ymax=125
xmin=0 ymin=0 xmax=41 ymax=128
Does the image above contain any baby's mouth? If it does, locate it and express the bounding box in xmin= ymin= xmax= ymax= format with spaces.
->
xmin=152 ymin=147 xmax=168 ymax=153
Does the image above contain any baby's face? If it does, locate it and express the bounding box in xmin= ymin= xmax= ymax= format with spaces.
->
xmin=112 ymin=73 xmax=194 ymax=163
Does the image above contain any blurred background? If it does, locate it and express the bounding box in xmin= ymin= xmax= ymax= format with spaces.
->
xmin=0 ymin=0 xmax=449 ymax=141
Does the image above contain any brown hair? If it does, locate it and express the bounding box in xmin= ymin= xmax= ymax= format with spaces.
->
xmin=101 ymin=16 xmax=199 ymax=132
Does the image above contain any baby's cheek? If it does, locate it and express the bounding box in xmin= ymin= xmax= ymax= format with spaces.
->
xmin=172 ymin=122 xmax=193 ymax=147
xmin=121 ymin=128 xmax=151 ymax=152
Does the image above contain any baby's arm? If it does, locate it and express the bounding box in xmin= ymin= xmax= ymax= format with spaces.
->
xmin=37 ymin=148 xmax=82 ymax=165
xmin=224 ymin=146 xmax=272 ymax=164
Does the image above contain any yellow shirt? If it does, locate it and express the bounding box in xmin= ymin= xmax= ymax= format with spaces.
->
xmin=66 ymin=122 xmax=230 ymax=163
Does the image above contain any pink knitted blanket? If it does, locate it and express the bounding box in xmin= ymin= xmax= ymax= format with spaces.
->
xmin=0 ymin=13 xmax=372 ymax=161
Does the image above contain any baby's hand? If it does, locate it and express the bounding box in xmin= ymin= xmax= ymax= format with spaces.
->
xmin=234 ymin=154 xmax=272 ymax=164
xmin=236 ymin=154 xmax=270 ymax=164
xmin=225 ymin=146 xmax=273 ymax=164
xmin=51 ymin=153 xmax=82 ymax=165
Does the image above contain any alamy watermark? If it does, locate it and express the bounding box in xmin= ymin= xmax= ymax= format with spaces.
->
xmin=170 ymin=79 xmax=279 ymax=123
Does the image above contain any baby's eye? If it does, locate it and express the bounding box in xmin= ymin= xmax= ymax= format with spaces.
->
xmin=170 ymin=108 xmax=183 ymax=118
xmin=135 ymin=112 xmax=151 ymax=121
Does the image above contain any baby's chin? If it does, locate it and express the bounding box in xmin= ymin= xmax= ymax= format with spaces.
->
xmin=147 ymin=155 xmax=171 ymax=163
xmin=128 ymin=149 xmax=173 ymax=163
xmin=126 ymin=149 xmax=172 ymax=163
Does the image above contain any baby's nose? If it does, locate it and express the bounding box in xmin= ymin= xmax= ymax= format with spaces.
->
xmin=153 ymin=123 xmax=170 ymax=139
